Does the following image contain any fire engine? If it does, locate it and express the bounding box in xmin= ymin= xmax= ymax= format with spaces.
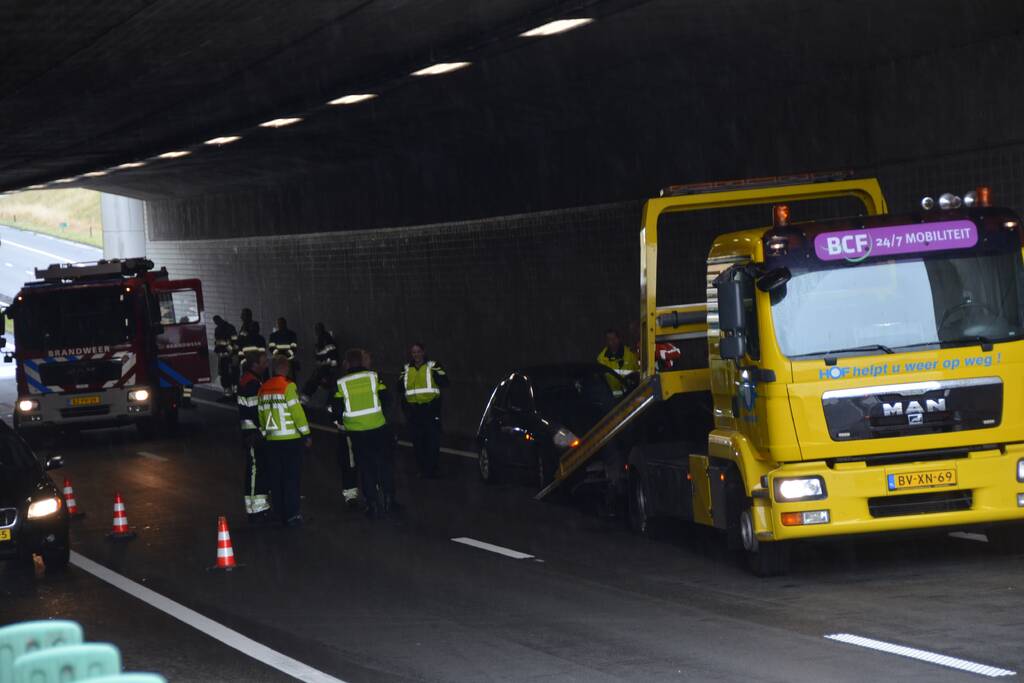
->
xmin=3 ymin=258 xmax=209 ymax=437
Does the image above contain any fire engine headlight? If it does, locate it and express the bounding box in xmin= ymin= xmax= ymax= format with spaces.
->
xmin=128 ymin=389 xmax=150 ymax=402
xmin=17 ymin=399 xmax=38 ymax=413
xmin=774 ymin=476 xmax=827 ymax=502
xmin=552 ymin=427 xmax=580 ymax=449
xmin=1017 ymin=458 xmax=1024 ymax=483
xmin=27 ymin=496 xmax=62 ymax=519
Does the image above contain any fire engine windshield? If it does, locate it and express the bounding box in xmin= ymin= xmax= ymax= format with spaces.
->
xmin=14 ymin=286 xmax=133 ymax=350
xmin=766 ymin=214 xmax=1024 ymax=358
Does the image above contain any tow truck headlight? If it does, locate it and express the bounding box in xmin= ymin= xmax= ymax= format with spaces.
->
xmin=774 ymin=476 xmax=827 ymax=502
xmin=17 ymin=399 xmax=39 ymax=413
xmin=1017 ymin=458 xmax=1024 ymax=483
xmin=27 ymin=496 xmax=62 ymax=519
xmin=552 ymin=427 xmax=580 ymax=449
xmin=128 ymin=389 xmax=150 ymax=402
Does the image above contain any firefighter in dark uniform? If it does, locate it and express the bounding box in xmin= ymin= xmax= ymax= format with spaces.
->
xmin=237 ymin=318 xmax=268 ymax=378
xmin=268 ymin=317 xmax=299 ymax=382
xmin=334 ymin=348 xmax=396 ymax=518
xmin=301 ymin=322 xmax=339 ymax=403
xmin=238 ymin=350 xmax=270 ymax=522
xmin=213 ymin=315 xmax=238 ymax=398
xmin=400 ymin=342 xmax=449 ymax=479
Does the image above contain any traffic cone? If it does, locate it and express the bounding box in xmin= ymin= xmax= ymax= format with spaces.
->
xmin=209 ymin=516 xmax=239 ymax=571
xmin=106 ymin=492 xmax=136 ymax=540
xmin=62 ymin=478 xmax=85 ymax=519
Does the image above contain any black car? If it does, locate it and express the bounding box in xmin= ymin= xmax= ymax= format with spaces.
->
xmin=476 ymin=363 xmax=628 ymax=487
xmin=0 ymin=421 xmax=70 ymax=572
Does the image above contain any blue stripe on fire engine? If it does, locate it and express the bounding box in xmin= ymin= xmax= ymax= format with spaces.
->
xmin=157 ymin=360 xmax=192 ymax=388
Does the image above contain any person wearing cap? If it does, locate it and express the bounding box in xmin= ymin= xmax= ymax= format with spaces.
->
xmin=257 ymin=355 xmax=312 ymax=527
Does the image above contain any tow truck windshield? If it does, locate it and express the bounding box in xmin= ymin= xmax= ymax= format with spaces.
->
xmin=767 ymin=214 xmax=1024 ymax=358
xmin=14 ymin=286 xmax=133 ymax=350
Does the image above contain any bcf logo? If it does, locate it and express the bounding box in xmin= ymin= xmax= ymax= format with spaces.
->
xmin=825 ymin=233 xmax=870 ymax=257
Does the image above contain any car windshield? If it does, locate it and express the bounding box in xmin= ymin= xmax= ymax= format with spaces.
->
xmin=532 ymin=368 xmax=619 ymax=418
xmin=771 ymin=240 xmax=1024 ymax=358
xmin=0 ymin=433 xmax=40 ymax=472
xmin=14 ymin=286 xmax=132 ymax=350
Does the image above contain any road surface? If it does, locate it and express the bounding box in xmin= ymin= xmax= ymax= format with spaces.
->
xmin=0 ymin=224 xmax=102 ymax=301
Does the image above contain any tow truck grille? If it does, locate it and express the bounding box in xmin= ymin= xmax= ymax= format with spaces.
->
xmin=60 ymin=406 xmax=111 ymax=418
xmin=868 ymin=490 xmax=973 ymax=518
xmin=0 ymin=508 xmax=17 ymax=527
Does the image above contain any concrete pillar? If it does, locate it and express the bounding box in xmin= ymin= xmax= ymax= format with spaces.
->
xmin=100 ymin=193 xmax=146 ymax=259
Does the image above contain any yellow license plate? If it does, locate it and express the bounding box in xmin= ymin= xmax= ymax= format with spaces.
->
xmin=0 ymin=529 xmax=10 ymax=542
xmin=887 ymin=468 xmax=957 ymax=491
xmin=70 ymin=395 xmax=101 ymax=407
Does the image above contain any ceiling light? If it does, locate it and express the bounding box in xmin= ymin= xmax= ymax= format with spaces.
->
xmin=116 ymin=161 xmax=146 ymax=169
xmin=204 ymin=135 xmax=242 ymax=145
xmin=157 ymin=150 xmax=191 ymax=159
xmin=328 ymin=93 xmax=377 ymax=106
xmin=411 ymin=62 xmax=471 ymax=77
xmin=520 ymin=17 xmax=594 ymax=37
xmin=82 ymin=170 xmax=108 ymax=178
xmin=53 ymin=177 xmax=76 ymax=184
xmin=259 ymin=117 xmax=302 ymax=128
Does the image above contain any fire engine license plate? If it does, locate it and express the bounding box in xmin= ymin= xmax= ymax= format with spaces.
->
xmin=70 ymin=395 xmax=101 ymax=407
xmin=0 ymin=529 xmax=10 ymax=542
xmin=887 ymin=468 xmax=957 ymax=491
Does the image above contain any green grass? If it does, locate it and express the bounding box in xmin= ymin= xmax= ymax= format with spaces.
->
xmin=0 ymin=188 xmax=103 ymax=247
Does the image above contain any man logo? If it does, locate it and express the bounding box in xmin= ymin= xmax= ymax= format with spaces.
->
xmin=882 ymin=398 xmax=946 ymax=423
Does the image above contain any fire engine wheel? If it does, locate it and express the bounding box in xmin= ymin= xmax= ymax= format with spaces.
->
xmin=478 ymin=445 xmax=497 ymax=484
xmin=628 ymin=471 xmax=652 ymax=536
xmin=740 ymin=507 xmax=791 ymax=577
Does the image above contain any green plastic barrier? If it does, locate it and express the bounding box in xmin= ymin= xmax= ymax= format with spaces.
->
xmin=81 ymin=676 xmax=166 ymax=683
xmin=13 ymin=643 xmax=120 ymax=683
xmin=0 ymin=621 xmax=83 ymax=683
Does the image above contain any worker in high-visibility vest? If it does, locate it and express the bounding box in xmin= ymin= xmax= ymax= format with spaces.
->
xmin=400 ymin=342 xmax=449 ymax=479
xmin=333 ymin=348 xmax=396 ymax=519
xmin=239 ymin=350 xmax=270 ymax=522
xmin=597 ymin=328 xmax=640 ymax=397
xmin=257 ymin=355 xmax=312 ymax=527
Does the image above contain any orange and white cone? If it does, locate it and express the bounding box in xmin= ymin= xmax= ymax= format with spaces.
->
xmin=209 ymin=516 xmax=239 ymax=571
xmin=62 ymin=478 xmax=85 ymax=519
xmin=106 ymin=492 xmax=136 ymax=540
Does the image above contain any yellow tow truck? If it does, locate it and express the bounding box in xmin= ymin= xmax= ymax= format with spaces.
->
xmin=538 ymin=174 xmax=1024 ymax=575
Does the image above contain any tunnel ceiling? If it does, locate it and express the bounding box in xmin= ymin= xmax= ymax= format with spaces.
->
xmin=2 ymin=0 xmax=1023 ymax=200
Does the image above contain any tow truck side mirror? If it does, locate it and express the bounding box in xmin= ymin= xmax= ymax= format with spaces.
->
xmin=44 ymin=455 xmax=64 ymax=470
xmin=718 ymin=279 xmax=747 ymax=361
xmin=756 ymin=267 xmax=791 ymax=292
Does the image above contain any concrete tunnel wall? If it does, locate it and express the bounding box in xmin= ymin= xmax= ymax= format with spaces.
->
xmin=143 ymin=32 xmax=1024 ymax=438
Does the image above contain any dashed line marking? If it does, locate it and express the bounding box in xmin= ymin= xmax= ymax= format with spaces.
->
xmin=70 ymin=552 xmax=347 ymax=682
xmin=451 ymin=537 xmax=535 ymax=560
xmin=949 ymin=531 xmax=988 ymax=543
xmin=825 ymin=633 xmax=1015 ymax=678
xmin=137 ymin=451 xmax=168 ymax=462
xmin=4 ymin=237 xmax=73 ymax=263
xmin=193 ymin=397 xmax=478 ymax=459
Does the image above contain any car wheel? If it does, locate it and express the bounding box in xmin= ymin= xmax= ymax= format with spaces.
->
xmin=740 ymin=507 xmax=790 ymax=577
xmin=628 ymin=471 xmax=651 ymax=536
xmin=42 ymin=536 xmax=70 ymax=574
xmin=987 ymin=524 xmax=1024 ymax=554
xmin=478 ymin=445 xmax=497 ymax=484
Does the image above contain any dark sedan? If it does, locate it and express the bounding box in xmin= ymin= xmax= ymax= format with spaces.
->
xmin=476 ymin=363 xmax=627 ymax=488
xmin=0 ymin=421 xmax=70 ymax=572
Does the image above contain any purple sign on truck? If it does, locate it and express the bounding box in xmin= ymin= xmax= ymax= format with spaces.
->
xmin=813 ymin=220 xmax=978 ymax=263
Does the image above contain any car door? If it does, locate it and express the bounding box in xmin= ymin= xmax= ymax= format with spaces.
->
xmin=503 ymin=374 xmax=537 ymax=466
xmin=152 ymin=279 xmax=211 ymax=388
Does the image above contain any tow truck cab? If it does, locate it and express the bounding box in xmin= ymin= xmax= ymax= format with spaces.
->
xmin=5 ymin=258 xmax=209 ymax=436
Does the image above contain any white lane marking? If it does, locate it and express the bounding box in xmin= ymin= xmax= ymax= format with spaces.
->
xmin=193 ymin=397 xmax=478 ymax=459
xmin=69 ymin=551 xmax=348 ymax=683
xmin=137 ymin=451 xmax=168 ymax=462
xmin=4 ymin=238 xmax=73 ymax=263
xmin=451 ymin=537 xmax=535 ymax=560
xmin=949 ymin=531 xmax=989 ymax=543
xmin=24 ymin=270 xmax=33 ymax=276
xmin=824 ymin=633 xmax=1015 ymax=678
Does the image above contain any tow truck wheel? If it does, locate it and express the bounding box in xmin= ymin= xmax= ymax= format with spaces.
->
xmin=740 ymin=507 xmax=790 ymax=577
xmin=987 ymin=524 xmax=1024 ymax=554
xmin=628 ymin=470 xmax=652 ymax=536
xmin=478 ymin=445 xmax=497 ymax=484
